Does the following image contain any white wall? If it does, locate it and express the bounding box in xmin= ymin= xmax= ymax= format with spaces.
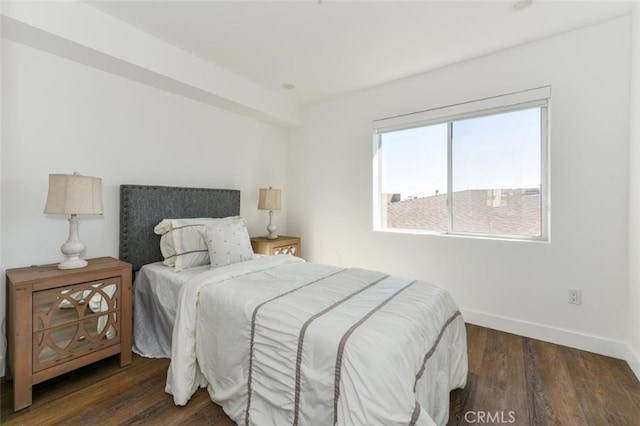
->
xmin=628 ymin=4 xmax=640 ymax=377
xmin=0 ymin=39 xmax=289 ymax=374
xmin=289 ymin=16 xmax=631 ymax=358
xmin=2 ymin=1 xmax=300 ymax=127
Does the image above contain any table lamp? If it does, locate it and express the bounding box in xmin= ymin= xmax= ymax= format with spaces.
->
xmin=257 ymin=187 xmax=281 ymax=240
xmin=44 ymin=172 xmax=103 ymax=269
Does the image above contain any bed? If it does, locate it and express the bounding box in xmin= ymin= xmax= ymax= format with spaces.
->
xmin=120 ymin=184 xmax=468 ymax=426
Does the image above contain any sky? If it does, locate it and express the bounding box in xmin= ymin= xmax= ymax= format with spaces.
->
xmin=380 ymin=107 xmax=542 ymax=199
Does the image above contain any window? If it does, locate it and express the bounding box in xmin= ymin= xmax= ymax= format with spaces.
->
xmin=373 ymin=87 xmax=549 ymax=240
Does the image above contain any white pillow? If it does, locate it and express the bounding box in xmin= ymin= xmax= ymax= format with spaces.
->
xmin=158 ymin=232 xmax=177 ymax=267
xmin=203 ymin=218 xmax=254 ymax=268
xmin=154 ymin=216 xmax=242 ymax=271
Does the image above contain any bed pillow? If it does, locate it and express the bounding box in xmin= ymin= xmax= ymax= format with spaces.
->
xmin=203 ymin=218 xmax=254 ymax=268
xmin=154 ymin=216 xmax=242 ymax=271
xmin=158 ymin=232 xmax=178 ymax=267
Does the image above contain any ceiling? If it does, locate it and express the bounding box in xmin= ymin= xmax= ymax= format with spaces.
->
xmin=87 ymin=0 xmax=637 ymax=105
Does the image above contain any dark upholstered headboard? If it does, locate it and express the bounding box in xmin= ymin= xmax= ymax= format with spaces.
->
xmin=119 ymin=185 xmax=241 ymax=272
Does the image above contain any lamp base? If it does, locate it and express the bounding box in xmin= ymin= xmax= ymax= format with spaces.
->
xmin=265 ymin=231 xmax=279 ymax=240
xmin=58 ymin=257 xmax=88 ymax=270
xmin=58 ymin=214 xmax=88 ymax=269
xmin=265 ymin=211 xmax=278 ymax=240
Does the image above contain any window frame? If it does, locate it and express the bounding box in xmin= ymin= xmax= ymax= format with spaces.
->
xmin=373 ymin=87 xmax=550 ymax=241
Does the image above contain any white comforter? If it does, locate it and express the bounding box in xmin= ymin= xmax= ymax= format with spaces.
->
xmin=166 ymin=255 xmax=467 ymax=426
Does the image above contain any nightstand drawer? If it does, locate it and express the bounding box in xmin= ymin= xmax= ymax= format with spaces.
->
xmin=251 ymin=236 xmax=301 ymax=257
xmin=33 ymin=313 xmax=120 ymax=372
xmin=271 ymin=243 xmax=299 ymax=256
xmin=33 ymin=278 xmax=121 ymax=332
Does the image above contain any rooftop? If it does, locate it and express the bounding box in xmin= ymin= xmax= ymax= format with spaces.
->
xmin=385 ymin=188 xmax=541 ymax=237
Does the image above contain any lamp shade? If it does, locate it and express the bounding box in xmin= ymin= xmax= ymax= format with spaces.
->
xmin=44 ymin=173 xmax=103 ymax=215
xmin=258 ymin=187 xmax=281 ymax=211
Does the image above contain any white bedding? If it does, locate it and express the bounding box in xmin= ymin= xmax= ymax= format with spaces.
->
xmin=134 ymin=256 xmax=264 ymax=357
xmin=133 ymin=262 xmax=210 ymax=357
xmin=166 ymin=255 xmax=468 ymax=426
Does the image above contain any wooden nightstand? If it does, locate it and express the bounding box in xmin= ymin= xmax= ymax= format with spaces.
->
xmin=5 ymin=257 xmax=132 ymax=411
xmin=251 ymin=236 xmax=301 ymax=257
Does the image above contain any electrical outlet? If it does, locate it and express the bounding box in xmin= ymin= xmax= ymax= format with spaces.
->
xmin=568 ymin=288 xmax=582 ymax=305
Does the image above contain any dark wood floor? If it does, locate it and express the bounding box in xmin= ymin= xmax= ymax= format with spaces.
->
xmin=2 ymin=324 xmax=639 ymax=425
xmin=448 ymin=325 xmax=640 ymax=425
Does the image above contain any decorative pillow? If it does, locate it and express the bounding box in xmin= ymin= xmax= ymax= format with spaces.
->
xmin=203 ymin=218 xmax=254 ymax=268
xmin=153 ymin=216 xmax=242 ymax=271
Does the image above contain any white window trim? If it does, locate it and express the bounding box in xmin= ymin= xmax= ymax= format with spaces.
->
xmin=373 ymin=86 xmax=551 ymax=133
xmin=372 ymin=86 xmax=551 ymax=242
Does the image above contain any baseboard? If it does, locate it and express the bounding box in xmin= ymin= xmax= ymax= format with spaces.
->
xmin=626 ymin=344 xmax=640 ymax=381
xmin=461 ymin=308 xmax=628 ymax=360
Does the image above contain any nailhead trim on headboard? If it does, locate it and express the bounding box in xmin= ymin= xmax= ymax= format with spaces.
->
xmin=119 ymin=185 xmax=241 ymax=272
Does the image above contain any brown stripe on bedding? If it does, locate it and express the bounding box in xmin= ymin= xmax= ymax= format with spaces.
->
xmin=244 ymin=268 xmax=347 ymax=426
xmin=170 ymin=223 xmax=208 ymax=231
xmin=412 ymin=310 xmax=462 ymax=392
xmin=158 ymin=223 xmax=208 ymax=236
xmin=332 ymin=280 xmax=417 ymax=426
xmin=162 ymin=249 xmax=207 ymax=260
xmin=409 ymin=400 xmax=422 ymax=426
xmin=292 ymin=273 xmax=389 ymax=426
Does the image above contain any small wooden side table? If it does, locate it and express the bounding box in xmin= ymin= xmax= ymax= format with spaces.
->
xmin=250 ymin=235 xmax=301 ymax=257
xmin=6 ymin=256 xmax=132 ymax=411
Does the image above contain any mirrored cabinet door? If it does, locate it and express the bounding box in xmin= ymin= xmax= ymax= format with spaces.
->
xmin=32 ymin=279 xmax=121 ymax=372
